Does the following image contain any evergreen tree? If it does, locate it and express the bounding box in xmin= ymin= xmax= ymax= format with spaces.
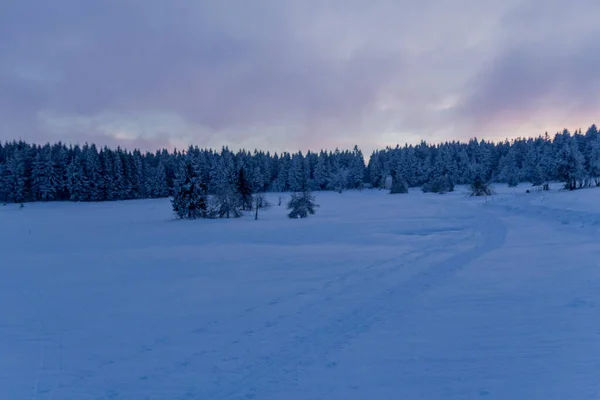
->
xmin=31 ymin=147 xmax=57 ymax=201
xmin=67 ymin=147 xmax=89 ymax=201
xmin=587 ymin=134 xmax=600 ymax=186
xmin=271 ymin=163 xmax=287 ymax=192
xmin=111 ymin=150 xmax=126 ymax=200
xmin=287 ymin=154 xmax=305 ymax=192
xmin=212 ymin=156 xmax=242 ymax=218
xmin=313 ymin=156 xmax=329 ymax=190
xmin=171 ymin=158 xmax=209 ymax=219
xmin=498 ymin=149 xmax=520 ymax=187
xmin=5 ymin=150 xmax=27 ymax=203
xmin=100 ymin=148 xmax=115 ymax=200
xmin=348 ymin=145 xmax=365 ymax=189
xmin=556 ymin=136 xmax=585 ymax=190
xmin=422 ymin=156 xmax=454 ymax=194
xmin=150 ymin=161 xmax=169 ymax=198
xmin=85 ymin=144 xmax=103 ymax=201
xmin=236 ymin=167 xmax=254 ymax=211
xmin=287 ymin=191 xmax=319 ymax=219
xmin=367 ymin=152 xmax=384 ymax=188
xmin=389 ymin=172 xmax=408 ymax=194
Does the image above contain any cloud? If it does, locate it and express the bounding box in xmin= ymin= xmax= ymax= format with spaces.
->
xmin=1 ymin=0 xmax=599 ymax=152
xmin=455 ymin=0 xmax=600 ymax=137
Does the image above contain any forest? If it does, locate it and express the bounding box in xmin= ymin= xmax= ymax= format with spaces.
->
xmin=1 ymin=125 xmax=599 ymax=206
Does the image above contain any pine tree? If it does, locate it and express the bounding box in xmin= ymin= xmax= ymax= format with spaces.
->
xmin=171 ymin=158 xmax=209 ymax=219
xmin=31 ymin=147 xmax=57 ymax=201
xmin=313 ymin=156 xmax=329 ymax=190
xmin=556 ymin=136 xmax=585 ymax=190
xmin=150 ymin=161 xmax=169 ymax=197
xmin=212 ymin=157 xmax=242 ymax=218
xmin=329 ymin=156 xmax=348 ymax=193
xmin=112 ymin=150 xmax=126 ymax=200
xmin=389 ymin=172 xmax=408 ymax=194
xmin=589 ymin=138 xmax=600 ymax=186
xmin=287 ymin=154 xmax=305 ymax=192
xmin=100 ymin=148 xmax=115 ymax=200
xmin=85 ymin=144 xmax=103 ymax=201
xmin=498 ymin=149 xmax=520 ymax=187
xmin=236 ymin=167 xmax=254 ymax=211
xmin=251 ymin=165 xmax=265 ymax=192
xmin=5 ymin=149 xmax=27 ymax=203
xmin=348 ymin=145 xmax=365 ymax=189
xmin=422 ymin=155 xmax=454 ymax=194
xmin=287 ymin=190 xmax=319 ymax=219
xmin=67 ymin=147 xmax=89 ymax=201
xmin=271 ymin=163 xmax=287 ymax=192
xmin=367 ymin=152 xmax=383 ymax=188
xmin=131 ymin=150 xmax=146 ymax=199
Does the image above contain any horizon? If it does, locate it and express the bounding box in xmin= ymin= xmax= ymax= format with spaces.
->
xmin=2 ymin=1 xmax=599 ymax=156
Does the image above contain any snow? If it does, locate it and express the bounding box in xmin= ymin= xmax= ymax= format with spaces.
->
xmin=1 ymin=186 xmax=599 ymax=399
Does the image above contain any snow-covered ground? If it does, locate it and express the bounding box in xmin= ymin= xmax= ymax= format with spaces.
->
xmin=1 ymin=185 xmax=599 ymax=399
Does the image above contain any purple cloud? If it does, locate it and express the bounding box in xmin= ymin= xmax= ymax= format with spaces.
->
xmin=1 ymin=0 xmax=600 ymax=152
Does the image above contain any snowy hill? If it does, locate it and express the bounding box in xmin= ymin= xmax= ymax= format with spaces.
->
xmin=1 ymin=186 xmax=599 ymax=399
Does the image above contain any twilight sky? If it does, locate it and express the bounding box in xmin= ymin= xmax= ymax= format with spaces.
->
xmin=1 ymin=0 xmax=599 ymax=155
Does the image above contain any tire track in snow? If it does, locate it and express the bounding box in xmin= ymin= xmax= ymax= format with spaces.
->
xmin=200 ymin=207 xmax=507 ymax=400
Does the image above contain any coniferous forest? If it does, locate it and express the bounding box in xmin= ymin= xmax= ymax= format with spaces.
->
xmin=1 ymin=125 xmax=599 ymax=206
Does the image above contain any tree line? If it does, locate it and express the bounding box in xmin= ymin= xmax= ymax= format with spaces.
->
xmin=369 ymin=125 xmax=600 ymax=193
xmin=0 ymin=142 xmax=365 ymax=204
xmin=1 ymin=125 xmax=599 ymax=206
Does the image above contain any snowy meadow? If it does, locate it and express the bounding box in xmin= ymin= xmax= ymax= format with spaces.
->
xmin=1 ymin=185 xmax=599 ymax=399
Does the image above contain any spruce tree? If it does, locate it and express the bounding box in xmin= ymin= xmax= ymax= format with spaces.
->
xmin=389 ymin=172 xmax=408 ymax=194
xmin=498 ymin=149 xmax=520 ymax=187
xmin=236 ymin=167 xmax=253 ymax=211
xmin=556 ymin=136 xmax=585 ymax=190
xmin=422 ymin=156 xmax=454 ymax=194
xmin=171 ymin=159 xmax=209 ymax=219
xmin=5 ymin=150 xmax=27 ymax=203
xmin=287 ymin=190 xmax=319 ymax=219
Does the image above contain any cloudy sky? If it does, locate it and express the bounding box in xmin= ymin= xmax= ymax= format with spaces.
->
xmin=1 ymin=0 xmax=598 ymax=155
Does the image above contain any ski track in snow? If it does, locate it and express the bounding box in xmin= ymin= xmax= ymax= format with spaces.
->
xmin=1 ymin=186 xmax=599 ymax=399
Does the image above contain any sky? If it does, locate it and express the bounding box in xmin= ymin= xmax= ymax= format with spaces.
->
xmin=1 ymin=0 xmax=599 ymax=155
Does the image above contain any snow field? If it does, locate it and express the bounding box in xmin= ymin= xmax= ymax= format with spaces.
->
xmin=1 ymin=186 xmax=599 ymax=399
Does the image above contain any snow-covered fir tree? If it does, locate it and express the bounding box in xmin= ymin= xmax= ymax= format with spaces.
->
xmin=422 ymin=154 xmax=454 ymax=194
xmin=236 ymin=167 xmax=254 ymax=211
xmin=171 ymin=158 xmax=209 ymax=219
xmin=287 ymin=190 xmax=319 ymax=219
xmin=389 ymin=172 xmax=408 ymax=194
xmin=498 ymin=147 xmax=520 ymax=187
xmin=31 ymin=145 xmax=57 ymax=201
xmin=4 ymin=148 xmax=28 ymax=203
xmin=556 ymin=135 xmax=585 ymax=190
